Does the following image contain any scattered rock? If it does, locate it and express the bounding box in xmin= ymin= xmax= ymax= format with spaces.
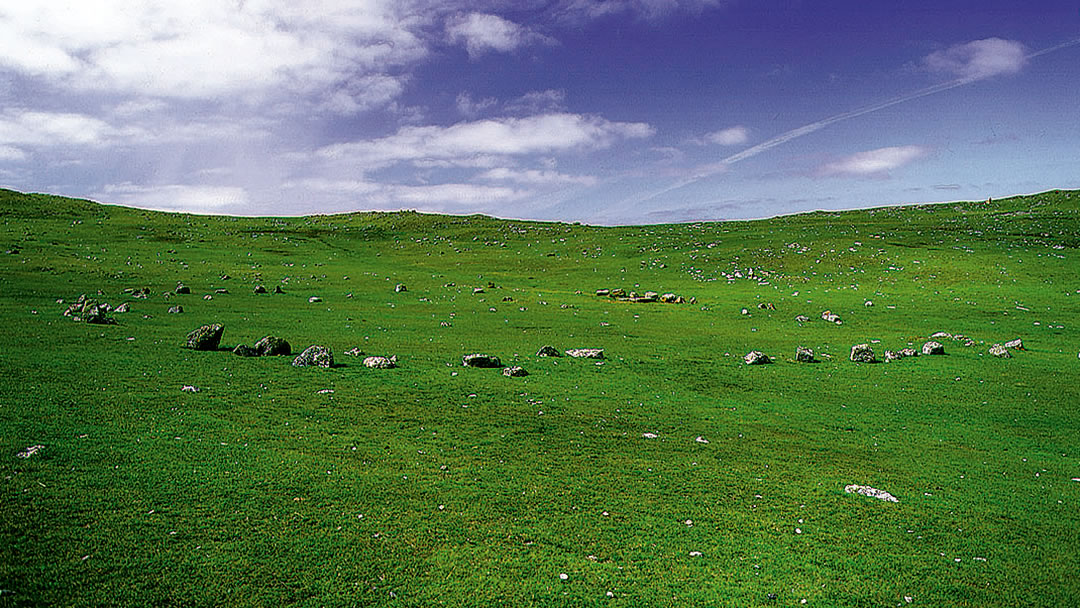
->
xmin=1004 ymin=338 xmax=1024 ymax=350
xmin=821 ymin=310 xmax=842 ymax=324
xmin=167 ymin=305 xmax=184 ymax=314
xmin=883 ymin=350 xmax=901 ymax=362
xmin=922 ymin=341 xmax=945 ymax=355
xmin=850 ymin=343 xmax=876 ymax=363
xmin=114 ymin=303 xmax=130 ymax=313
xmin=395 ymin=283 xmax=407 ymax=293
xmin=214 ymin=288 xmax=229 ymax=294
xmin=175 ymin=283 xmax=191 ymax=294
xmin=308 ymin=296 xmax=322 ymax=303
xmin=293 ymin=345 xmax=333 ymax=368
xmin=744 ymin=350 xmax=771 ymax=365
xmin=364 ymin=355 xmax=396 ymax=369
xmin=16 ymin=445 xmax=44 ymax=459
xmin=864 ymin=300 xmax=874 ymax=307
xmin=463 ymin=353 xmax=502 ymax=368
xmin=794 ymin=346 xmax=815 ymax=363
xmin=659 ymin=293 xmax=678 ymax=303
xmin=273 ymin=286 xmax=284 ymax=294
xmin=757 ymin=302 xmax=776 ymax=310
xmin=181 ymin=385 xmax=200 ymax=393
xmin=844 ymin=484 xmax=898 ymax=503
xmin=899 ymin=348 xmax=919 ymax=358
xmin=233 ymin=344 xmax=259 ymax=357
xmin=989 ymin=344 xmax=1011 ymax=358
xmin=794 ymin=315 xmax=809 ymax=323
xmin=254 ymin=336 xmax=291 ymax=356
xmin=741 ymin=308 xmax=750 ymax=316
xmin=931 ymin=331 xmax=952 ymax=339
xmin=203 ymin=295 xmax=212 ymax=300
xmin=642 ymin=432 xmax=658 ymax=439
xmin=502 ymin=366 xmax=528 ymax=377
xmin=473 ymin=287 xmax=485 ymax=294
xmin=609 ymin=288 xmax=627 ymax=298
xmin=566 ymin=348 xmax=604 ymax=359
xmin=595 ymin=289 xmax=610 ymax=297
xmin=695 ymin=436 xmax=709 ymax=444
xmin=536 ymin=345 xmax=561 ymax=357
xmin=253 ymin=285 xmax=268 ymax=294
xmin=184 ymin=323 xmax=224 ymax=351
xmin=63 ymin=294 xmax=117 ymax=324
xmin=345 ymin=347 xmax=364 ymax=356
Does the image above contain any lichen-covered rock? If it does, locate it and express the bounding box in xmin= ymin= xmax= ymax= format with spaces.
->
xmin=463 ymin=353 xmax=502 ymax=368
xmin=185 ymin=323 xmax=224 ymax=350
xmin=1004 ymin=338 xmax=1024 ymax=350
xmin=293 ymin=345 xmax=333 ymax=367
xmin=794 ymin=346 xmax=815 ymax=363
xmin=989 ymin=344 xmax=1011 ymax=358
xmin=850 ymin=343 xmax=876 ymax=363
xmin=363 ymin=355 xmax=396 ymax=369
xmin=922 ymin=341 xmax=945 ymax=355
xmin=254 ymin=336 xmax=291 ymax=356
xmin=744 ymin=350 xmax=770 ymax=365
xmin=502 ymin=366 xmax=528 ymax=377
xmin=566 ymin=348 xmax=604 ymax=359
xmin=844 ymin=484 xmax=898 ymax=503
xmin=536 ymin=345 xmax=561 ymax=357
xmin=233 ymin=344 xmax=259 ymax=357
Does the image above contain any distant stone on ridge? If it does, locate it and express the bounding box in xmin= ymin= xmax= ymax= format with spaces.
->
xmin=566 ymin=348 xmax=604 ymax=359
xmin=293 ymin=345 xmax=333 ymax=368
xmin=255 ymin=336 xmax=291 ymax=356
xmin=536 ymin=345 xmax=561 ymax=357
xmin=185 ymin=324 xmax=224 ymax=351
xmin=850 ymin=343 xmax=876 ymax=363
xmin=463 ymin=353 xmax=502 ymax=368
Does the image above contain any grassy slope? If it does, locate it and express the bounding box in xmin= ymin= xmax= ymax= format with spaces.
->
xmin=1 ymin=188 xmax=1078 ymax=607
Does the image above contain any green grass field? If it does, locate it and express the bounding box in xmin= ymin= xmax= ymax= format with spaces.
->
xmin=1 ymin=187 xmax=1078 ymax=607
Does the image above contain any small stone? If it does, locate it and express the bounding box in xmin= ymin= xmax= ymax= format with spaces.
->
xmin=794 ymin=315 xmax=809 ymax=323
xmin=1004 ymin=338 xmax=1024 ymax=350
xmin=462 ymin=353 xmax=501 ymax=368
xmin=273 ymin=285 xmax=284 ymax=294
xmin=695 ymin=436 xmax=709 ymax=444
xmin=253 ymin=285 xmax=268 ymax=294
xmin=308 ymin=296 xmax=322 ymax=303
xmin=363 ymin=356 xmax=396 ymax=369
xmin=175 ymin=283 xmax=191 ymax=294
xmin=16 ymin=445 xmax=44 ymax=459
xmin=988 ymin=344 xmax=1011 ymax=358
xmin=167 ymin=305 xmax=184 ymax=314
xmin=394 ymin=283 xmax=407 ymax=293
xmin=744 ymin=351 xmax=770 ymax=365
xmin=642 ymin=433 xmax=658 ymax=439
xmin=502 ymin=366 xmax=528 ymax=377
xmin=566 ymin=348 xmax=604 ymax=359
xmin=794 ymin=346 xmax=815 ymax=363
xmin=232 ymin=344 xmax=259 ymax=357
xmin=181 ymin=385 xmax=199 ymax=393
xmin=536 ymin=345 xmax=560 ymax=357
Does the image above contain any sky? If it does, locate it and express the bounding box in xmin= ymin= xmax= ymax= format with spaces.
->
xmin=1 ymin=0 xmax=1078 ymax=224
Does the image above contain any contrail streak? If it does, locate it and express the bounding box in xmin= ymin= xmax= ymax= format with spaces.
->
xmin=631 ymin=36 xmax=1080 ymax=206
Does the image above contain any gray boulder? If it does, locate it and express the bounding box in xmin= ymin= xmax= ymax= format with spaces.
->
xmin=293 ymin=345 xmax=333 ymax=368
xmin=883 ymin=350 xmax=901 ymax=362
xmin=185 ymin=324 xmax=224 ymax=351
xmin=502 ymin=366 xmax=528 ymax=377
xmin=744 ymin=351 xmax=771 ymax=365
xmin=1004 ymin=338 xmax=1024 ymax=350
xmin=536 ymin=345 xmax=561 ymax=357
xmin=463 ymin=353 xmax=502 ymax=368
xmin=989 ymin=344 xmax=1011 ymax=358
xmin=794 ymin=346 xmax=815 ymax=363
xmin=255 ymin=336 xmax=291 ymax=356
xmin=922 ymin=341 xmax=945 ymax=355
xmin=253 ymin=285 xmax=268 ymax=294
xmin=233 ymin=344 xmax=259 ymax=357
xmin=566 ymin=348 xmax=604 ymax=359
xmin=850 ymin=343 xmax=876 ymax=363
xmin=363 ymin=355 xmax=396 ymax=369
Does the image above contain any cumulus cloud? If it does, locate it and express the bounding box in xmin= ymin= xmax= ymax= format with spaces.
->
xmin=924 ymin=38 xmax=1027 ymax=80
xmin=0 ymin=109 xmax=139 ymax=147
xmin=446 ymin=13 xmax=554 ymax=57
xmin=705 ymin=125 xmax=749 ymax=146
xmin=318 ymin=113 xmax=654 ymax=168
xmin=478 ymin=167 xmax=598 ymax=186
xmin=819 ymin=146 xmax=928 ymax=176
xmin=99 ymin=183 xmax=251 ymax=212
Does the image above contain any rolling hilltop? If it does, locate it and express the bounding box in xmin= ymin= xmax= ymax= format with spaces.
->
xmin=1 ymin=188 xmax=1078 ymax=607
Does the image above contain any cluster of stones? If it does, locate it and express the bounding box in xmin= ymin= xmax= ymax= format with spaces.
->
xmin=989 ymin=338 xmax=1024 ymax=358
xmin=233 ymin=336 xmax=292 ymax=358
xmin=61 ymin=294 xmax=126 ymax=324
xmin=595 ymin=288 xmax=693 ymax=304
xmin=462 ymin=346 xmax=605 ymax=378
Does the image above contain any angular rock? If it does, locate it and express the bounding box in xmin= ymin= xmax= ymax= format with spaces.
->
xmin=463 ymin=353 xmax=502 ymax=368
xmin=850 ymin=343 xmax=876 ymax=363
xmin=363 ymin=355 xmax=396 ymax=369
xmin=844 ymin=484 xmax=898 ymax=503
xmin=273 ymin=285 xmax=284 ymax=294
xmin=536 ymin=345 xmax=561 ymax=357
xmin=253 ymin=285 xmax=268 ymax=294
xmin=293 ymin=345 xmax=333 ymax=368
xmin=502 ymin=366 xmax=528 ymax=377
xmin=185 ymin=323 xmax=224 ymax=351
xmin=883 ymin=350 xmax=901 ymax=362
xmin=1004 ymin=338 xmax=1024 ymax=350
xmin=566 ymin=348 xmax=604 ymax=359
xmin=395 ymin=283 xmax=407 ymax=293
xmin=744 ymin=350 xmax=771 ymax=365
xmin=233 ymin=344 xmax=259 ymax=357
xmin=175 ymin=283 xmax=191 ymax=294
xmin=922 ymin=341 xmax=945 ymax=355
xmin=114 ymin=302 xmax=130 ymax=313
xmin=254 ymin=336 xmax=291 ymax=356
xmin=822 ymin=310 xmax=841 ymax=323
xmin=989 ymin=344 xmax=1011 ymax=358
xmin=794 ymin=346 xmax=815 ymax=363
xmin=167 ymin=305 xmax=184 ymax=314
xmin=794 ymin=315 xmax=810 ymax=323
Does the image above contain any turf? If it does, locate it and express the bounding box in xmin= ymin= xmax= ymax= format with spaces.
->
xmin=1 ymin=188 xmax=1078 ymax=607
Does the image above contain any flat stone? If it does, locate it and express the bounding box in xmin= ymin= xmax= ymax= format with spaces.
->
xmin=566 ymin=348 xmax=604 ymax=359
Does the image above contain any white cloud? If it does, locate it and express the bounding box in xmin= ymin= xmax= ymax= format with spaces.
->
xmin=504 ymin=89 xmax=567 ymax=115
xmin=0 ymin=145 xmax=27 ymax=162
xmin=318 ymin=113 xmax=654 ymax=168
xmin=924 ymin=38 xmax=1027 ymax=80
xmin=446 ymin=13 xmax=554 ymax=57
xmin=456 ymin=92 xmax=498 ymax=117
xmin=284 ymin=177 xmax=529 ymax=210
xmin=321 ymin=75 xmax=407 ymax=115
xmin=0 ymin=109 xmax=138 ymax=147
xmin=554 ymin=0 xmax=729 ymax=22
xmin=478 ymin=167 xmax=597 ymax=186
xmin=820 ymin=146 xmax=928 ymax=176
xmin=705 ymin=125 xmax=749 ymax=146
xmin=99 ymin=183 xmax=250 ymax=212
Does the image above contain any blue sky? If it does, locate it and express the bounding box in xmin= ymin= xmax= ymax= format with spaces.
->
xmin=1 ymin=1 xmax=1078 ymax=224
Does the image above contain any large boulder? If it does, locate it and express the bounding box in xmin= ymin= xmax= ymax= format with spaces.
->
xmin=463 ymin=353 xmax=502 ymax=368
xmin=536 ymin=345 xmax=561 ymax=357
xmin=566 ymin=348 xmax=604 ymax=359
xmin=744 ymin=351 xmax=771 ymax=365
xmin=185 ymin=324 xmax=224 ymax=351
xmin=794 ymin=346 xmax=815 ymax=363
xmin=922 ymin=341 xmax=945 ymax=355
xmin=363 ymin=355 xmax=396 ymax=369
xmin=293 ymin=345 xmax=333 ymax=367
xmin=850 ymin=343 xmax=876 ymax=363
xmin=255 ymin=336 xmax=291 ymax=356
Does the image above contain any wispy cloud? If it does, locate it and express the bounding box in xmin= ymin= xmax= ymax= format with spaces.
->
xmin=553 ymin=0 xmax=730 ymax=22
xmin=0 ymin=145 xmax=27 ymax=162
xmin=478 ymin=167 xmax=597 ymax=186
xmin=99 ymin=183 xmax=250 ymax=212
xmin=704 ymin=125 xmax=749 ymax=146
xmin=924 ymin=38 xmax=1026 ymax=80
xmin=818 ymin=146 xmax=928 ymax=177
xmin=446 ymin=13 xmax=555 ymax=57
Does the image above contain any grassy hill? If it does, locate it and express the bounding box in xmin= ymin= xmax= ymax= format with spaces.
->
xmin=1 ymin=187 xmax=1078 ymax=607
